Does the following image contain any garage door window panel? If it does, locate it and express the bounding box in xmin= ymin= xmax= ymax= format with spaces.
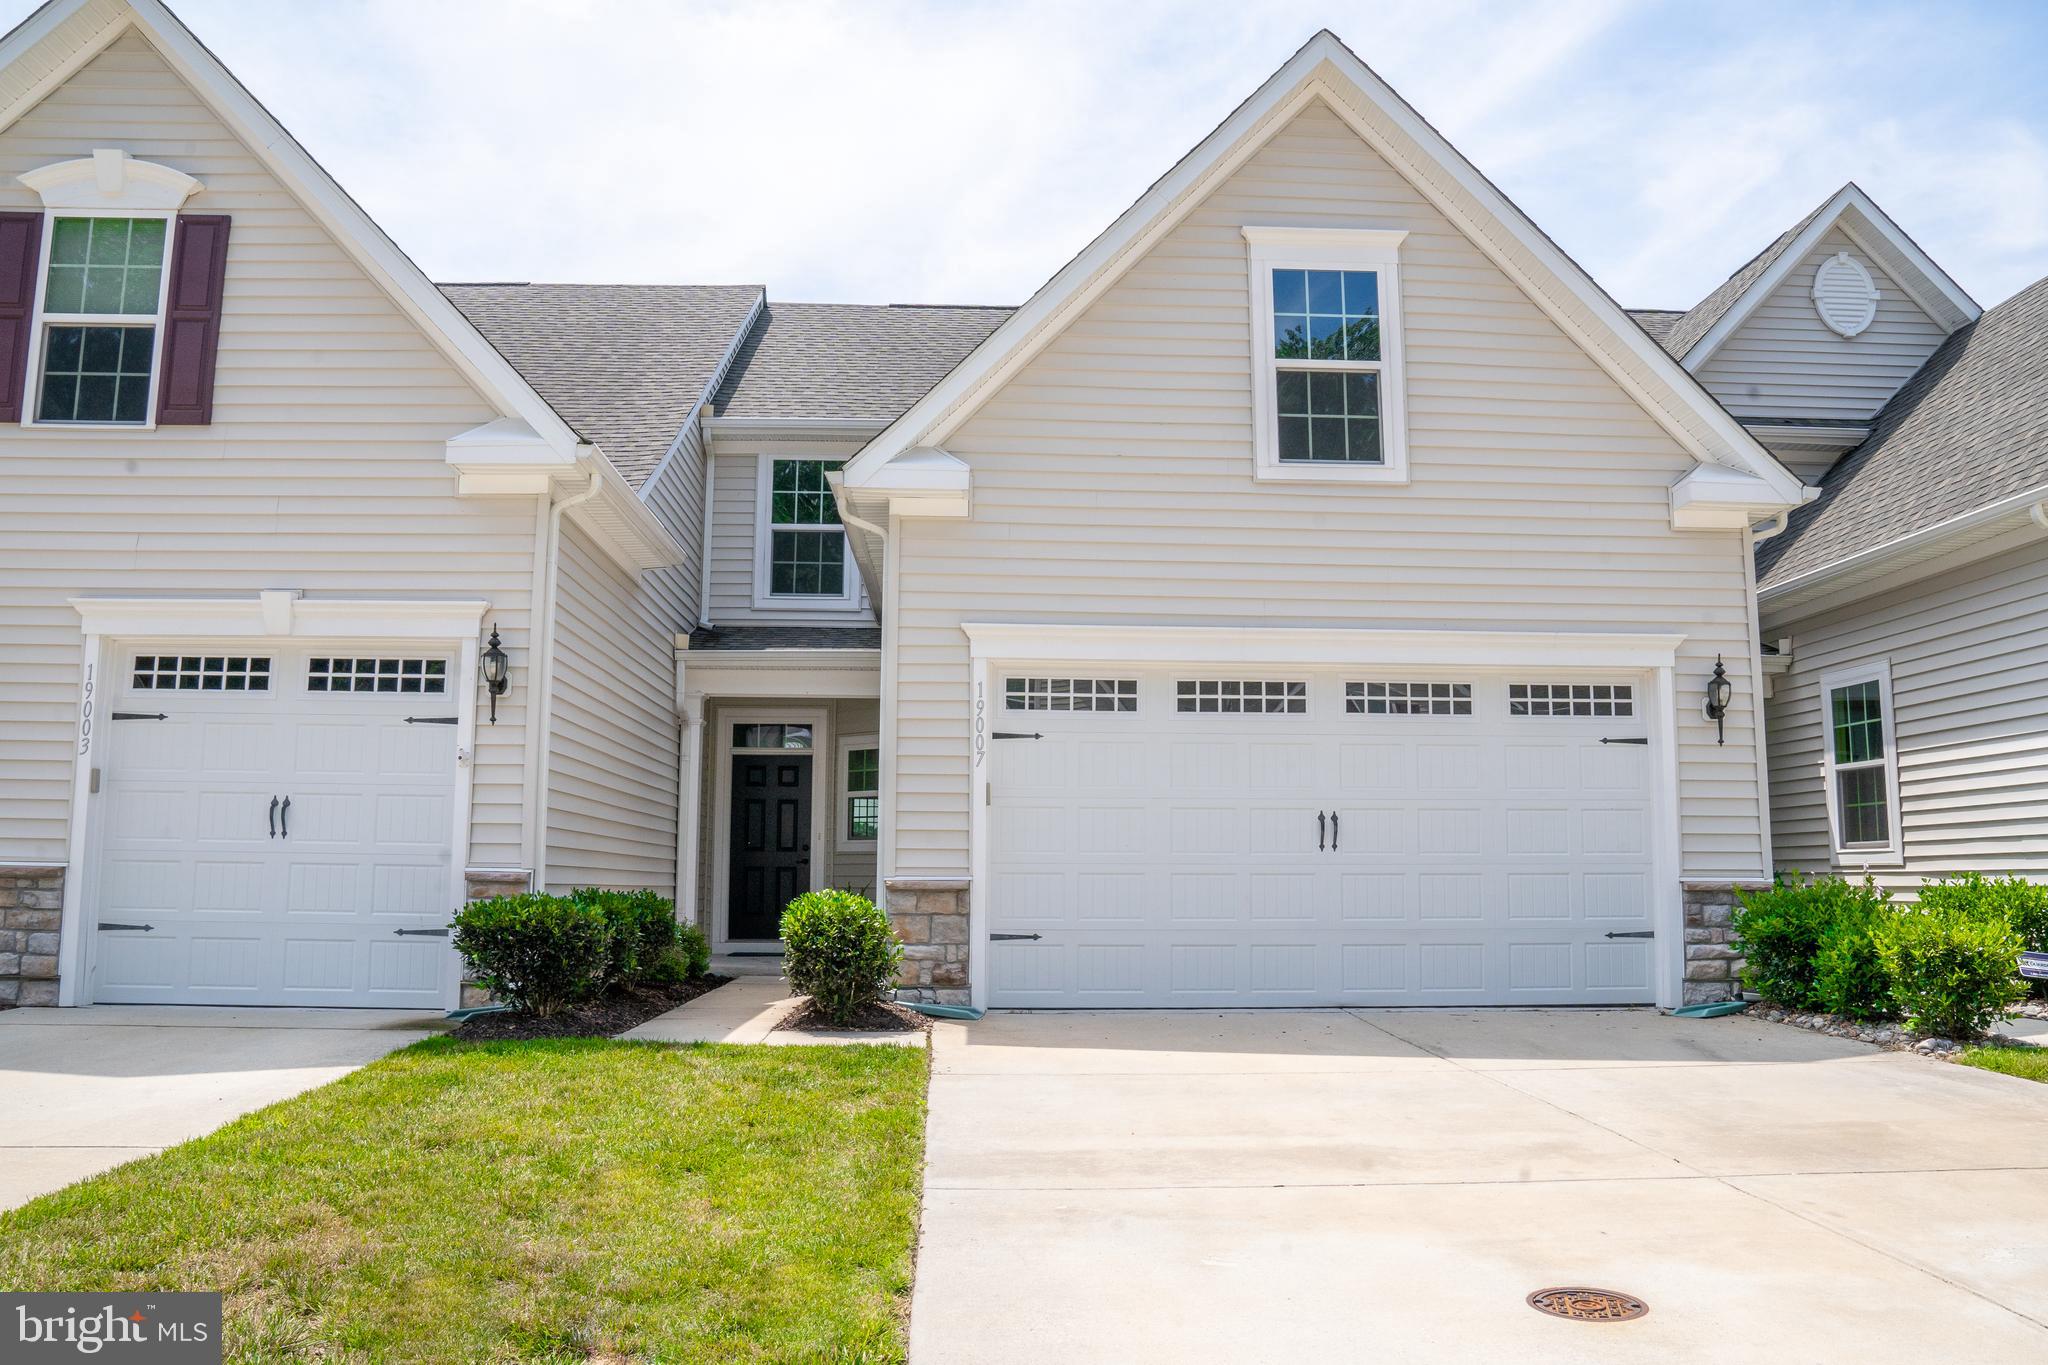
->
xmin=1005 ymin=677 xmax=1137 ymax=712
xmin=132 ymin=653 xmax=270 ymax=692
xmin=1175 ymin=679 xmax=1306 ymax=714
xmin=1348 ymin=681 xmax=1470 ymax=716
xmin=307 ymin=657 xmax=448 ymax=695
xmin=1509 ymin=682 xmax=1634 ymax=718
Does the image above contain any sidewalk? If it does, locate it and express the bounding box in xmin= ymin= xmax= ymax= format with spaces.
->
xmin=620 ymin=973 xmax=925 ymax=1047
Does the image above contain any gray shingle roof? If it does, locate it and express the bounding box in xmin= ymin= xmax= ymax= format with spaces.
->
xmin=714 ymin=302 xmax=1012 ymax=421
xmin=1657 ymin=193 xmax=1835 ymax=360
xmin=1756 ymin=275 xmax=2048 ymax=590
xmin=442 ymin=283 xmax=762 ymax=487
xmin=1626 ymin=309 xmax=1686 ymax=344
xmin=687 ymin=625 xmax=880 ymax=651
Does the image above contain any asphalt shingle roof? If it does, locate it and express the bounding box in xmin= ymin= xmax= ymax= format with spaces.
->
xmin=714 ymin=302 xmax=1012 ymax=421
xmin=442 ymin=283 xmax=763 ymax=487
xmin=686 ymin=625 xmax=881 ymax=651
xmin=1626 ymin=309 xmax=1686 ymax=345
xmin=1756 ymin=275 xmax=2048 ymax=589
xmin=1656 ymin=194 xmax=1835 ymax=360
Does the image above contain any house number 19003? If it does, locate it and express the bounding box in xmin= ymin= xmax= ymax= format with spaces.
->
xmin=77 ymin=662 xmax=95 ymax=755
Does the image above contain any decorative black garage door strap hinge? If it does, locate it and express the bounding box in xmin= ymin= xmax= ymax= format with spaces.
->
xmin=1599 ymin=736 xmax=1648 ymax=745
xmin=989 ymin=932 xmax=1042 ymax=941
xmin=110 ymin=711 xmax=168 ymax=721
xmin=98 ymin=921 xmax=154 ymax=932
xmin=393 ymin=927 xmax=451 ymax=937
xmin=1603 ymin=930 xmax=1655 ymax=939
xmin=990 ymin=731 xmax=1043 ymax=740
xmin=405 ymin=715 xmax=459 ymax=725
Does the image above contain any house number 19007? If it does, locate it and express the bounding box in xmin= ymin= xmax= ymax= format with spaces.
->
xmin=973 ymin=681 xmax=986 ymax=767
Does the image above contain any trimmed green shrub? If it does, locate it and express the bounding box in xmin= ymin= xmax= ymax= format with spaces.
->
xmin=645 ymin=925 xmax=713 ymax=985
xmin=570 ymin=888 xmax=681 ymax=985
xmin=1814 ymin=897 xmax=1897 ymax=1020
xmin=451 ymin=893 xmax=613 ymax=1017
xmin=1877 ymin=900 xmax=2026 ymax=1040
xmin=1733 ymin=874 xmax=1890 ymax=1010
xmin=1920 ymin=872 xmax=2048 ymax=998
xmin=780 ymin=889 xmax=903 ymax=1026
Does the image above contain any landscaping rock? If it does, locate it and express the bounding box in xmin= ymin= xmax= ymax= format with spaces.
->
xmin=1749 ymin=999 xmax=1975 ymax=1060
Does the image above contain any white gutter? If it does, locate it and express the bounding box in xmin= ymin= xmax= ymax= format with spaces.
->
xmin=524 ymin=467 xmax=603 ymax=891
xmin=1759 ymin=482 xmax=2048 ymax=602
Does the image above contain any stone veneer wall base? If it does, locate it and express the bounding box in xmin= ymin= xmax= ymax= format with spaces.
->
xmin=1681 ymin=879 xmax=1766 ymax=1006
xmin=0 ymin=866 xmax=66 ymax=1007
xmin=884 ymin=877 xmax=969 ymax=1006
xmin=458 ymin=869 xmax=533 ymax=1009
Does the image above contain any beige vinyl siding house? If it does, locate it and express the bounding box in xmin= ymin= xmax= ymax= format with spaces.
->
xmin=1764 ymin=539 xmax=2048 ymax=889
xmin=0 ymin=29 xmax=532 ymax=870
xmin=844 ymin=40 xmax=1808 ymax=1011
xmin=890 ymin=99 xmax=1770 ymax=884
xmin=1696 ymin=227 xmax=1951 ymax=424
xmin=0 ymin=5 xmax=734 ymax=1009
xmin=541 ymin=518 xmax=682 ymax=895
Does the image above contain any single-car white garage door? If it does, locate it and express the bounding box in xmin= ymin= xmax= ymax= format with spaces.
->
xmin=91 ymin=644 xmax=461 ymax=1007
xmin=987 ymin=668 xmax=1658 ymax=1007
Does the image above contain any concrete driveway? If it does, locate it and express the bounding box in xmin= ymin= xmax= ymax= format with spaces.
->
xmin=912 ymin=1008 xmax=2048 ymax=1363
xmin=0 ymin=1005 xmax=443 ymax=1210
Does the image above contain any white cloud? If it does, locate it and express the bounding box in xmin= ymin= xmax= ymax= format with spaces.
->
xmin=44 ymin=0 xmax=2048 ymax=308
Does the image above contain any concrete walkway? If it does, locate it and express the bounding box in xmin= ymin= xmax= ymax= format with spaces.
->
xmin=0 ymin=1005 xmax=442 ymax=1211
xmin=911 ymin=1007 xmax=2048 ymax=1364
xmin=620 ymin=973 xmax=926 ymax=1046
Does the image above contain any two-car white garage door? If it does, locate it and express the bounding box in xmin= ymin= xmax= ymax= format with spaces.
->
xmin=90 ymin=644 xmax=460 ymax=1007
xmin=987 ymin=668 xmax=1658 ymax=1007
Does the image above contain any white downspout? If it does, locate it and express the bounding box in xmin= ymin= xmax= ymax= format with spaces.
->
xmin=525 ymin=466 xmax=602 ymax=893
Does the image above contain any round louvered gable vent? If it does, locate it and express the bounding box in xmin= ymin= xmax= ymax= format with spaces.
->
xmin=1812 ymin=251 xmax=1879 ymax=337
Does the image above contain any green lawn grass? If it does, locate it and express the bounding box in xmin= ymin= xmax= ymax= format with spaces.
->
xmin=0 ymin=1037 xmax=928 ymax=1363
xmin=1958 ymin=1043 xmax=2048 ymax=1084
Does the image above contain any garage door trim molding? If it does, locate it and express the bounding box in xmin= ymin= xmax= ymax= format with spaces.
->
xmin=57 ymin=593 xmax=490 ymax=1005
xmin=961 ymin=623 xmax=1688 ymax=1011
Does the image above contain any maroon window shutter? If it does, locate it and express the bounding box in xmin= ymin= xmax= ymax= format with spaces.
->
xmin=155 ymin=213 xmax=231 ymax=426
xmin=0 ymin=212 xmax=44 ymax=423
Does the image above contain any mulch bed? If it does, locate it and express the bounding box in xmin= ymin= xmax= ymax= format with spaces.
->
xmin=779 ymin=998 xmax=929 ymax=1034
xmin=451 ymin=976 xmax=730 ymax=1042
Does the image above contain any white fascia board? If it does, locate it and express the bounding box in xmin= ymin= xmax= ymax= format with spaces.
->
xmin=841 ymin=32 xmax=1805 ymax=507
xmin=566 ymin=454 xmax=690 ymax=572
xmin=1669 ymin=465 xmax=1806 ymax=530
xmin=446 ymin=418 xmax=576 ymax=494
xmin=93 ymin=1 xmax=584 ymax=460
xmin=1683 ymin=185 xmax=1980 ymax=373
xmin=961 ymin=621 xmax=1686 ymax=670
xmin=1757 ymin=482 xmax=2048 ymax=606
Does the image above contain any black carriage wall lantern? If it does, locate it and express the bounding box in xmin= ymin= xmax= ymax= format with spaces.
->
xmin=481 ymin=625 xmax=510 ymax=725
xmin=1703 ymin=654 xmax=1732 ymax=745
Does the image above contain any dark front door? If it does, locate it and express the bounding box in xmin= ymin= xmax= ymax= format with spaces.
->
xmin=728 ymin=753 xmax=812 ymax=940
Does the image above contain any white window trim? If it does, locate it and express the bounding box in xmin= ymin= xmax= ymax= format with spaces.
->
xmin=20 ymin=207 xmax=178 ymax=431
xmin=1242 ymin=225 xmax=1410 ymax=484
xmin=837 ymin=732 xmax=879 ymax=852
xmin=16 ymin=152 xmax=202 ymax=433
xmin=1818 ymin=659 xmax=1904 ymax=866
xmin=750 ymin=453 xmax=863 ymax=610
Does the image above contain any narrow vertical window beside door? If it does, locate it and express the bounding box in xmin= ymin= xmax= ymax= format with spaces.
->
xmin=1822 ymin=668 xmax=1901 ymax=861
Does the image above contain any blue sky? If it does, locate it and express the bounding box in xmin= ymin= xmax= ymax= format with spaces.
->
xmin=27 ymin=0 xmax=2048 ymax=310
